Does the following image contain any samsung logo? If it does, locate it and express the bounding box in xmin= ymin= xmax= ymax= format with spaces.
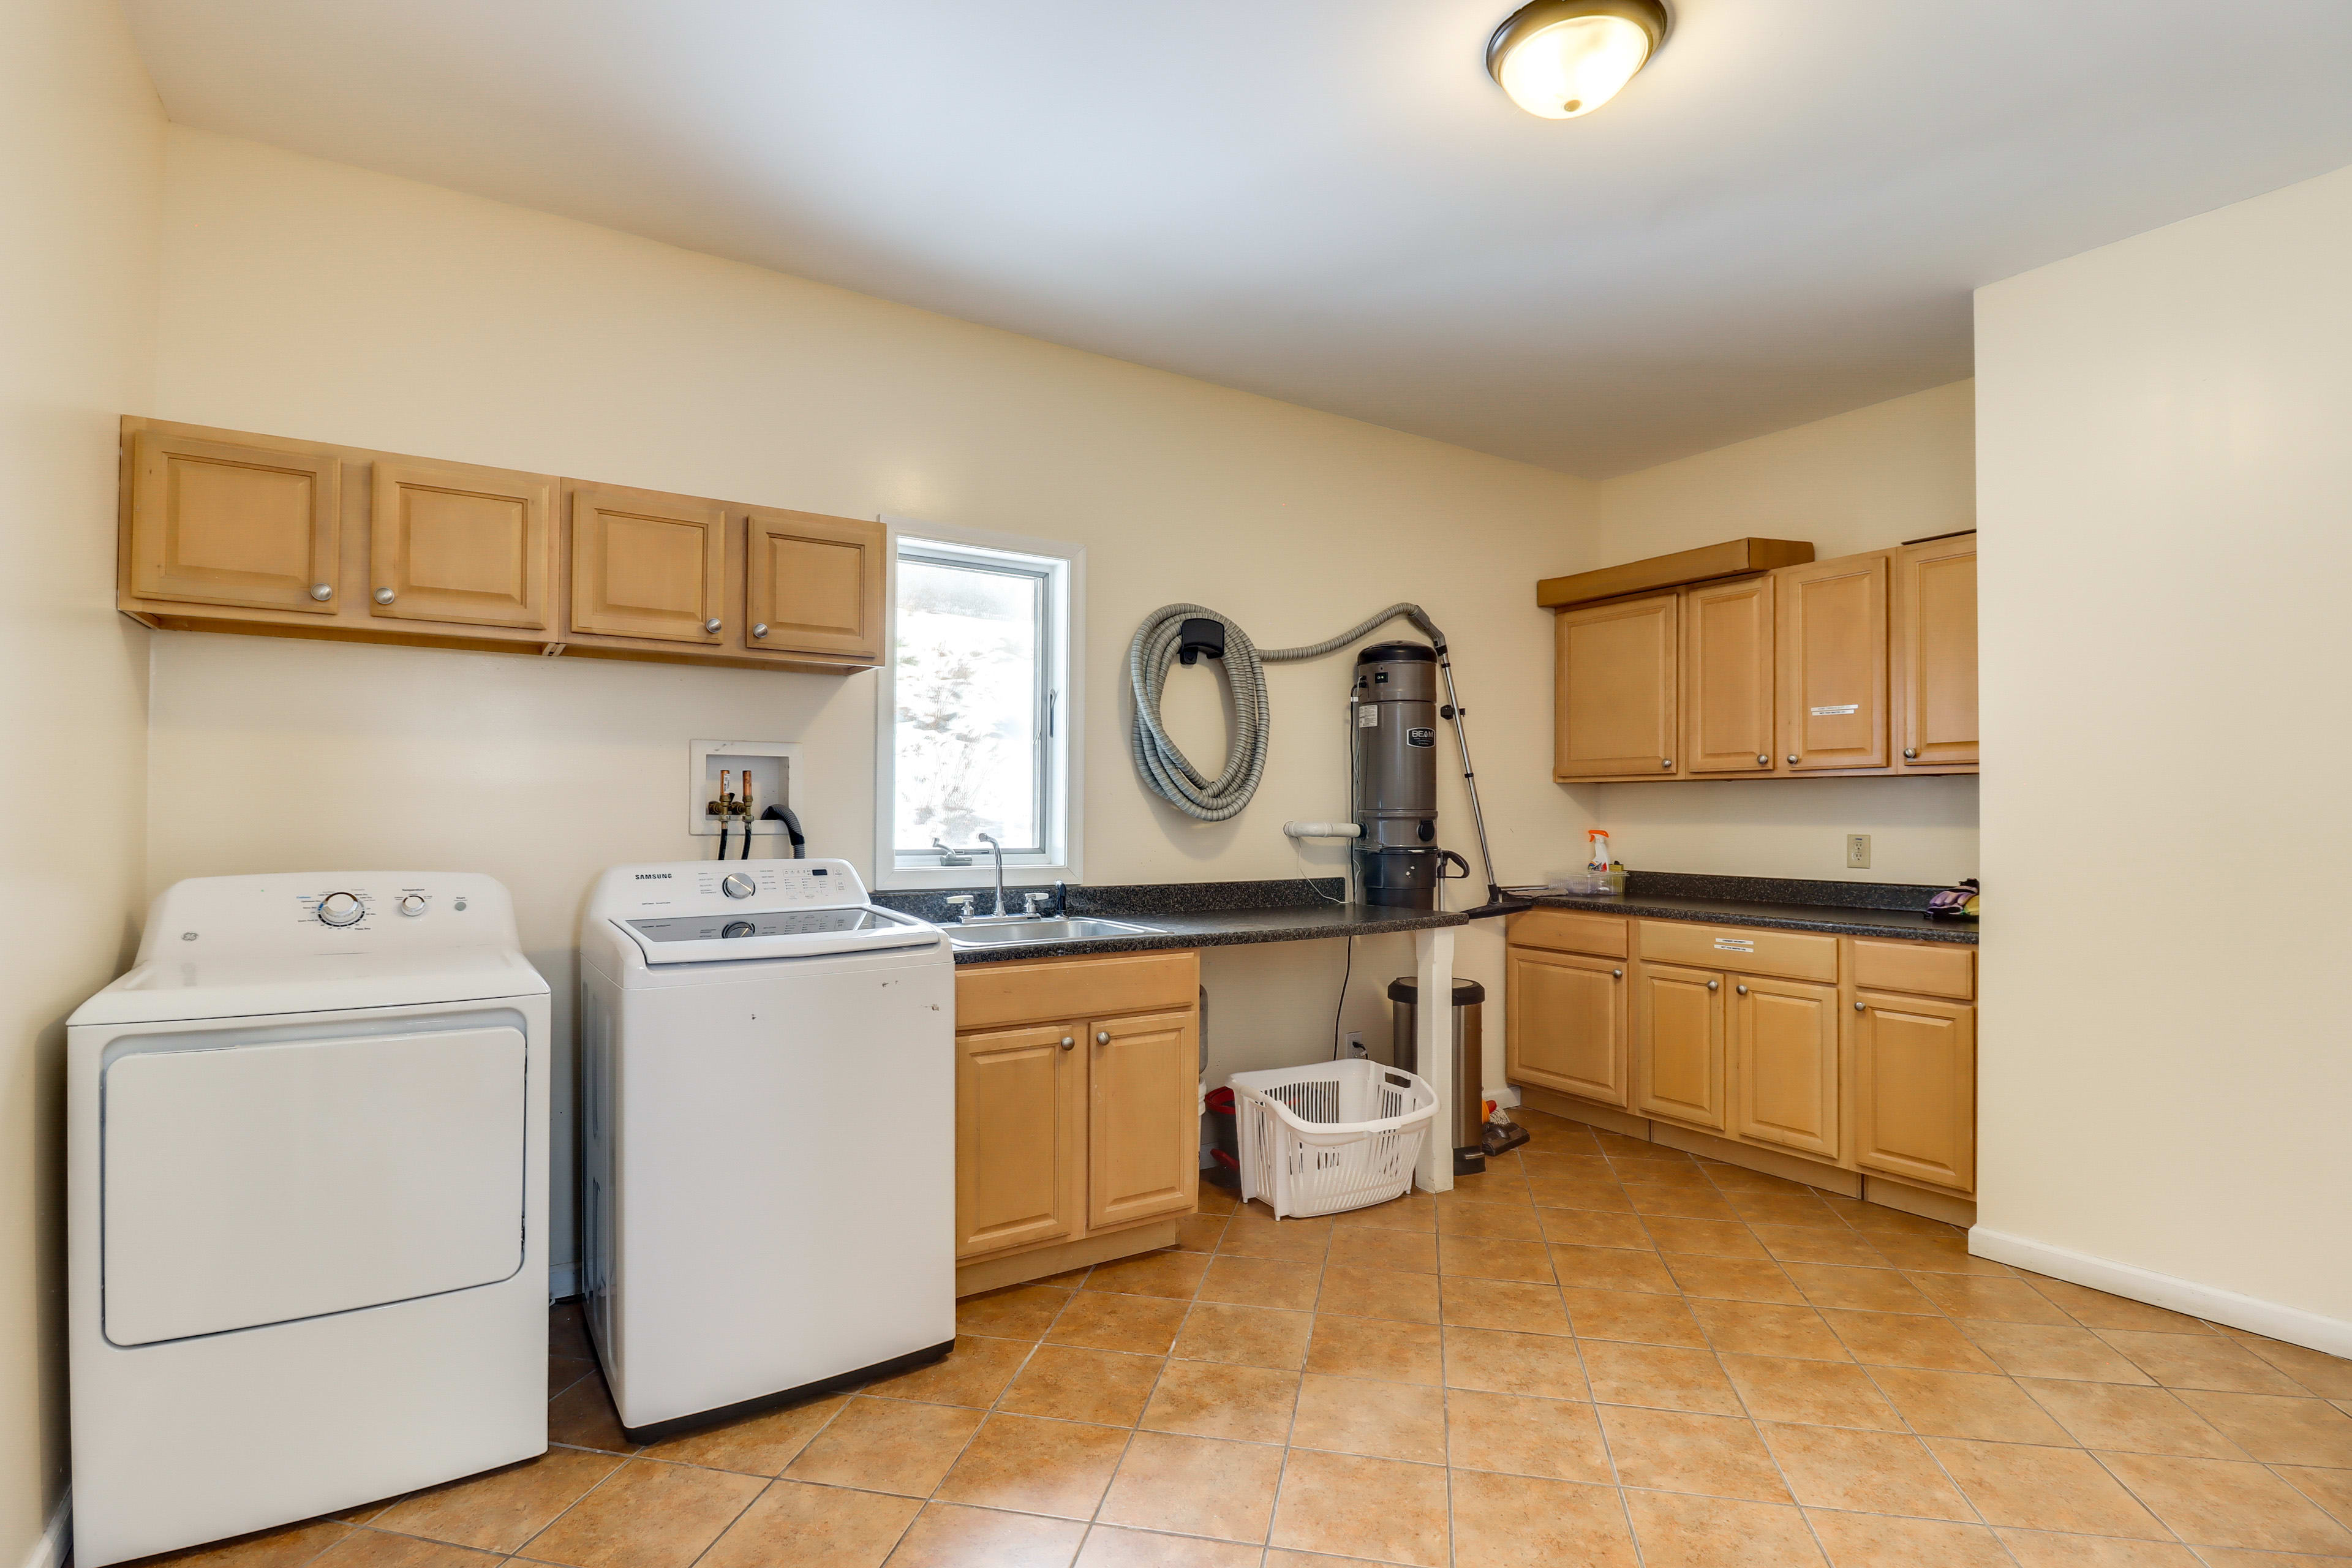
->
xmin=634 ymin=873 xmax=673 ymax=880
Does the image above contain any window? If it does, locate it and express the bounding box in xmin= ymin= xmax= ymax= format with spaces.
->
xmin=876 ymin=521 xmax=1081 ymax=885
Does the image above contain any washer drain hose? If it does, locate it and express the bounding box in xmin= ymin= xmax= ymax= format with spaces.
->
xmin=1127 ymin=602 xmax=1441 ymax=821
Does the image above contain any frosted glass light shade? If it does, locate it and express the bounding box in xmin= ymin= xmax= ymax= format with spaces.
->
xmin=1487 ymin=0 xmax=1668 ymax=120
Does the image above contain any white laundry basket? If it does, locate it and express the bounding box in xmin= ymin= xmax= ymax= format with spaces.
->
xmin=1231 ymin=1060 xmax=1438 ymax=1219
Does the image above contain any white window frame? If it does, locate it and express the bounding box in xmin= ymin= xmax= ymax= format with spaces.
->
xmin=874 ymin=516 xmax=1084 ymax=891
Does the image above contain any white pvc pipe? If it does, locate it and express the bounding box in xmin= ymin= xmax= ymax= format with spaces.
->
xmin=1282 ymin=821 xmax=1362 ymax=839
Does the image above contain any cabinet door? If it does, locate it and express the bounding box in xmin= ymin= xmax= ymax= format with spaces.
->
xmin=1852 ymin=993 xmax=1975 ymax=1191
xmin=128 ymin=430 xmax=341 ymax=614
xmin=1505 ymin=947 xmax=1627 ymax=1106
xmin=1088 ymin=1010 xmax=1200 ymax=1231
xmin=1732 ymin=976 xmax=1839 ymax=1159
xmin=744 ymin=508 xmax=885 ymax=662
xmin=566 ymin=483 xmax=728 ymax=644
xmin=1683 ymin=575 xmax=1776 ymax=774
xmin=955 ymin=1023 xmax=1084 ymax=1259
xmin=1555 ymin=594 xmax=1679 ymax=779
xmin=1635 ymin=962 xmax=1725 ymax=1131
xmin=1898 ymin=534 xmax=1978 ymax=767
xmin=369 ymin=459 xmax=553 ymax=630
xmin=1776 ymin=552 xmax=1890 ymax=771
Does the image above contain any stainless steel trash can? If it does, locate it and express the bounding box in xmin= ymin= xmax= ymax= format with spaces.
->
xmin=1387 ymin=975 xmax=1487 ymax=1175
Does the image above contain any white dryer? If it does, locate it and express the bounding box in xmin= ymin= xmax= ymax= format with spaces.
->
xmin=579 ymin=859 xmax=954 ymax=1441
xmin=68 ymin=873 xmax=550 ymax=1568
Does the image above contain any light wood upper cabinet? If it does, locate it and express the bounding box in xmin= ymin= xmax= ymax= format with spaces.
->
xmin=369 ymin=459 xmax=553 ymax=630
xmin=1898 ymin=533 xmax=1978 ymax=767
xmin=1683 ymin=575 xmax=1776 ymax=774
xmin=1087 ymin=1009 xmax=1201 ymax=1232
xmin=954 ymin=1022 xmax=1084 ymax=1260
xmin=127 ymin=429 xmax=341 ymax=614
xmin=1777 ymin=552 xmax=1891 ymax=771
xmin=1635 ymin=961 xmax=1726 ymax=1131
xmin=744 ymin=508 xmax=885 ymax=663
xmin=1852 ymin=992 xmax=1975 ymax=1191
xmin=1556 ymin=593 xmax=1679 ymax=780
xmin=567 ymin=483 xmax=728 ymax=645
xmin=1732 ymin=976 xmax=1839 ymax=1159
xmin=1506 ymin=947 xmax=1627 ymax=1107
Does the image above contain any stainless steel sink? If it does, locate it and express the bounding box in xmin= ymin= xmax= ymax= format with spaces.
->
xmin=946 ymin=917 xmax=1164 ymax=948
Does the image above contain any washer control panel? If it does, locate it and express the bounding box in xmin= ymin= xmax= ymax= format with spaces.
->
xmin=607 ymin=859 xmax=873 ymax=917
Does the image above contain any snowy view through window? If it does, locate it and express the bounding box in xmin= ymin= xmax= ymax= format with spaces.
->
xmin=894 ymin=556 xmax=1041 ymax=854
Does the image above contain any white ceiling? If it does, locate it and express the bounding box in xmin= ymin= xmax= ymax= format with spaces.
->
xmin=125 ymin=1 xmax=2352 ymax=477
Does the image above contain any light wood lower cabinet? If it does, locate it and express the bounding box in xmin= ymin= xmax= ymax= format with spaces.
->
xmin=1507 ymin=910 xmax=1977 ymax=1199
xmin=1504 ymin=946 xmax=1627 ymax=1106
xmin=955 ymin=1023 xmax=1084 ymax=1257
xmin=1635 ymin=962 xmax=1727 ymax=1131
xmin=118 ymin=418 xmax=885 ymax=674
xmin=954 ymin=952 xmax=1200 ymax=1278
xmin=1852 ymin=990 xmax=1976 ymax=1191
xmin=1088 ymin=1009 xmax=1199 ymax=1231
xmin=1732 ymin=976 xmax=1839 ymax=1159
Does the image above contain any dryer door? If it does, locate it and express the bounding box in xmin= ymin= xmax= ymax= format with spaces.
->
xmin=103 ymin=1025 xmax=527 ymax=1346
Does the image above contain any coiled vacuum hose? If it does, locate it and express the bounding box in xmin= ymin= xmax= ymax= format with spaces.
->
xmin=1126 ymin=602 xmax=1442 ymax=820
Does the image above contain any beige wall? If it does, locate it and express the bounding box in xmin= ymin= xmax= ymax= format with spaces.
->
xmin=145 ymin=129 xmax=1599 ymax=1275
xmin=1976 ymin=164 xmax=2352 ymax=1335
xmin=1566 ymin=382 xmax=1980 ymax=885
xmin=0 ymin=1 xmax=162 ymax=1557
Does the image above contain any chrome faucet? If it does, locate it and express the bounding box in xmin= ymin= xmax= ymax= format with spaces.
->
xmin=976 ymin=833 xmax=1008 ymax=917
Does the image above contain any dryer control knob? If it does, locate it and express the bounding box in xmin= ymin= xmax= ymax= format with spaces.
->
xmin=722 ymin=920 xmax=756 ymax=938
xmin=317 ymin=892 xmax=364 ymax=927
xmin=397 ymin=894 xmax=428 ymax=918
xmin=722 ymin=873 xmax=756 ymax=900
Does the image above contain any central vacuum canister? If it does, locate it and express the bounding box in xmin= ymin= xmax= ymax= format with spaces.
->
xmin=1351 ymin=642 xmax=1457 ymax=908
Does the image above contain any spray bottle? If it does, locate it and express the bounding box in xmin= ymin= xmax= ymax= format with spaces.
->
xmin=1586 ymin=829 xmax=1613 ymax=876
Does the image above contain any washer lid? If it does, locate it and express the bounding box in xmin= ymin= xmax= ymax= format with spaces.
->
xmin=71 ymin=948 xmax=549 ymax=1026
xmin=617 ymin=903 xmax=939 ymax=965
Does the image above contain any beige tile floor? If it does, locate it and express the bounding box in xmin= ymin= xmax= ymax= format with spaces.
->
xmin=135 ymin=1107 xmax=2352 ymax=1568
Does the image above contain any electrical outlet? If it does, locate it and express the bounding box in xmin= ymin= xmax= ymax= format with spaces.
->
xmin=1344 ymin=1031 xmax=1368 ymax=1058
xmin=1846 ymin=833 xmax=1872 ymax=869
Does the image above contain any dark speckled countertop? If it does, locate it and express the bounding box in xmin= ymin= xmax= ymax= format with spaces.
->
xmin=872 ymin=878 xmax=1467 ymax=963
xmin=1519 ymin=871 xmax=1977 ymax=945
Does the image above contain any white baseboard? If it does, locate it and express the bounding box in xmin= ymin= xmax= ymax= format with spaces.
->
xmin=17 ymin=1488 xmax=68 ymax=1568
xmin=1970 ymin=1228 xmax=2352 ymax=1360
xmin=548 ymin=1261 xmax=579 ymax=1302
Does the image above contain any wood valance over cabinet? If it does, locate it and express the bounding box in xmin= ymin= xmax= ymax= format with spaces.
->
xmin=118 ymin=417 xmax=885 ymax=675
xmin=1545 ymin=535 xmax=1976 ymax=783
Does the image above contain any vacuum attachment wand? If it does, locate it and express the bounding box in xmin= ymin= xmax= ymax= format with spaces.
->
xmin=1425 ymin=631 xmax=1532 ymax=922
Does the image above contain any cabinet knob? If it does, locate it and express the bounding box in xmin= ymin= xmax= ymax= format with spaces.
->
xmin=1060 ymin=1036 xmax=1076 ymax=1051
xmin=1854 ymin=1000 xmax=1866 ymax=1011
xmin=1096 ymin=1030 xmax=1110 ymax=1046
xmin=373 ymin=587 xmax=395 ymax=605
xmin=309 ymin=583 xmax=333 ymax=601
xmin=703 ymin=617 xmax=722 ymax=635
xmin=1735 ymin=983 xmax=1748 ymax=995
xmin=752 ymin=623 xmax=769 ymax=639
xmin=1904 ymin=747 xmax=1918 ymax=759
xmin=1706 ymin=979 xmax=1719 ymax=992
xmin=1787 ymin=753 xmax=1800 ymax=764
xmin=1611 ymin=968 xmax=1623 ymax=979
xmin=1757 ymin=754 xmax=1770 ymax=767
xmin=1660 ymin=758 xmax=1673 ymax=769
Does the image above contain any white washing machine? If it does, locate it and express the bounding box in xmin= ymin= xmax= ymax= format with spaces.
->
xmin=579 ymin=858 xmax=954 ymax=1440
xmin=67 ymin=873 xmax=550 ymax=1568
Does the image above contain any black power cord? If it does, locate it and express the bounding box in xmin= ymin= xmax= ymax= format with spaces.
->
xmin=1330 ymin=935 xmax=1354 ymax=1060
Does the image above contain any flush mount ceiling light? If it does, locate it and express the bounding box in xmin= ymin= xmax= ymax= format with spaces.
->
xmin=1487 ymin=0 xmax=1670 ymax=120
